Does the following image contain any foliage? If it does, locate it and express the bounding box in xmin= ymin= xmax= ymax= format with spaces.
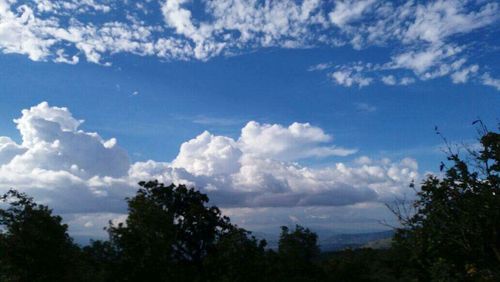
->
xmin=0 ymin=126 xmax=498 ymax=281
xmin=270 ymin=225 xmax=324 ymax=281
xmin=321 ymin=248 xmax=414 ymax=282
xmin=0 ymin=190 xmax=82 ymax=282
xmin=106 ymin=180 xmax=234 ymax=281
xmin=204 ymin=226 xmax=268 ymax=282
xmin=392 ymin=126 xmax=500 ymax=281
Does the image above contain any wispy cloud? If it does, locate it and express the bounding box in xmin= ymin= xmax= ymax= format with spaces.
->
xmin=173 ymin=114 xmax=245 ymax=127
xmin=355 ymin=103 xmax=377 ymax=113
xmin=0 ymin=0 xmax=498 ymax=90
xmin=481 ymin=73 xmax=500 ymax=90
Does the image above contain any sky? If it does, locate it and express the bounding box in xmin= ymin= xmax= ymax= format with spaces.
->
xmin=0 ymin=0 xmax=499 ymax=241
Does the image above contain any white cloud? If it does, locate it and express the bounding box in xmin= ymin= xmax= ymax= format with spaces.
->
xmin=337 ymin=0 xmax=499 ymax=50
xmin=54 ymin=49 xmax=79 ymax=64
xmin=160 ymin=0 xmax=329 ymax=59
xmin=355 ymin=103 xmax=376 ymax=113
xmin=451 ymin=64 xmax=479 ymax=84
xmin=65 ymin=212 xmax=127 ymax=240
xmin=11 ymin=102 xmax=129 ymax=179
xmin=0 ymin=0 xmax=328 ymax=63
xmin=0 ymin=102 xmax=420 ymax=236
xmin=0 ymin=103 xmax=131 ymax=213
xmin=308 ymin=62 xmax=333 ymax=72
xmin=0 ymin=1 xmax=55 ymax=61
xmin=381 ymin=75 xmax=417 ymax=86
xmin=238 ymin=121 xmax=356 ymax=161
xmin=403 ymin=0 xmax=498 ymax=44
xmin=390 ymin=45 xmax=462 ymax=75
xmin=400 ymin=77 xmax=415 ymax=85
xmin=329 ymin=0 xmax=376 ymax=27
xmin=36 ymin=0 xmax=111 ymax=14
xmin=221 ymin=201 xmax=408 ymax=235
xmin=481 ymin=73 xmax=500 ymax=90
xmin=161 ymin=0 xmax=198 ymax=39
xmin=0 ymin=102 xmax=418 ymax=211
xmin=0 ymin=137 xmax=26 ymax=165
xmin=172 ymin=131 xmax=242 ymax=176
xmin=381 ymin=75 xmax=396 ymax=86
xmin=315 ymin=0 xmax=500 ymax=90
xmin=0 ymin=0 xmax=497 ymax=91
xmin=331 ymin=69 xmax=373 ymax=88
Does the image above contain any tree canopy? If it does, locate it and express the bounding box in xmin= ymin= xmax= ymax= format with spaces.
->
xmin=0 ymin=190 xmax=81 ymax=282
xmin=392 ymin=127 xmax=500 ymax=280
xmin=106 ymin=180 xmax=235 ymax=281
xmin=0 ymin=126 xmax=498 ymax=281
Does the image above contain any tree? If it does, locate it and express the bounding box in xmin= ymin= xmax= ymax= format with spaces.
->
xmin=321 ymin=248 xmax=405 ymax=282
xmin=204 ymin=226 xmax=268 ymax=282
xmin=81 ymin=240 xmax=119 ymax=282
xmin=107 ymin=180 xmax=234 ymax=281
xmin=273 ymin=225 xmax=323 ymax=281
xmin=0 ymin=189 xmax=81 ymax=282
xmin=392 ymin=126 xmax=500 ymax=281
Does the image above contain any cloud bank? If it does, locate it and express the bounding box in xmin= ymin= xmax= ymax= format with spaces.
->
xmin=0 ymin=102 xmax=418 ymax=216
xmin=0 ymin=0 xmax=498 ymax=90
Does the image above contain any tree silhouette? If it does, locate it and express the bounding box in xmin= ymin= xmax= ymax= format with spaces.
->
xmin=106 ymin=180 xmax=234 ymax=281
xmin=2 ymin=126 xmax=497 ymax=281
xmin=204 ymin=226 xmax=268 ymax=282
xmin=81 ymin=240 xmax=119 ymax=282
xmin=0 ymin=190 xmax=80 ymax=282
xmin=392 ymin=126 xmax=500 ymax=280
xmin=272 ymin=225 xmax=323 ymax=281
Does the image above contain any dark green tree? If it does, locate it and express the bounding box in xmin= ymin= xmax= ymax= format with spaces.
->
xmin=107 ymin=180 xmax=234 ymax=281
xmin=320 ymin=246 xmax=423 ymax=282
xmin=273 ymin=225 xmax=323 ymax=281
xmin=204 ymin=226 xmax=269 ymax=282
xmin=81 ymin=240 xmax=119 ymax=282
xmin=0 ymin=189 xmax=81 ymax=282
xmin=392 ymin=126 xmax=500 ymax=281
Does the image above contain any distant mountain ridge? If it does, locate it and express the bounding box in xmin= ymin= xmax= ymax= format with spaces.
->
xmin=319 ymin=230 xmax=394 ymax=251
xmin=252 ymin=230 xmax=395 ymax=251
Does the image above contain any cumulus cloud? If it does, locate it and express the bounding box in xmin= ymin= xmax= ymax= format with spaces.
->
xmin=172 ymin=131 xmax=242 ymax=176
xmin=238 ymin=121 xmax=356 ymax=160
xmin=0 ymin=102 xmax=421 ymax=237
xmin=0 ymin=102 xmax=418 ymax=212
xmin=0 ymin=102 xmax=132 ymax=213
xmin=0 ymin=137 xmax=26 ymax=165
xmin=11 ymin=102 xmax=129 ymax=178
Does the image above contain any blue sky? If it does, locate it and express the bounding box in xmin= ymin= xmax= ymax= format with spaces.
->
xmin=0 ymin=0 xmax=499 ymax=240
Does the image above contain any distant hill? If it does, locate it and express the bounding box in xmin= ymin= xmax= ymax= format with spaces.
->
xmin=252 ymin=229 xmax=395 ymax=251
xmin=319 ymin=230 xmax=394 ymax=252
xmin=362 ymin=237 xmax=393 ymax=249
xmin=74 ymin=229 xmax=395 ymax=251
